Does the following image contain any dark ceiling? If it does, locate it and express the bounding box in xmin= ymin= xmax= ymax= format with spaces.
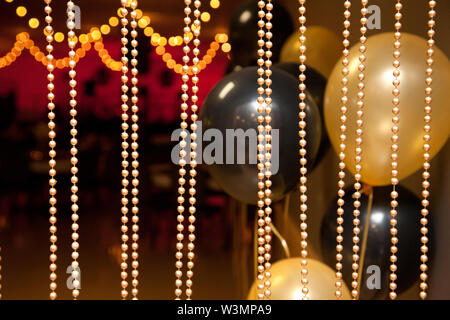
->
xmin=0 ymin=0 xmax=448 ymax=55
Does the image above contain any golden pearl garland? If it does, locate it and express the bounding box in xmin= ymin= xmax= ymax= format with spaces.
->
xmin=335 ymin=0 xmax=351 ymax=299
xmin=256 ymin=0 xmax=273 ymax=300
xmin=185 ymin=0 xmax=201 ymax=301
xmin=67 ymin=0 xmax=81 ymax=300
xmin=256 ymin=0 xmax=267 ymax=300
xmin=44 ymin=0 xmax=58 ymax=301
xmin=297 ymin=0 xmax=309 ymax=300
xmin=175 ymin=0 xmax=201 ymax=300
xmin=389 ymin=0 xmax=402 ymax=301
xmin=350 ymin=0 xmax=368 ymax=300
xmin=419 ymin=0 xmax=436 ymax=300
xmin=128 ymin=0 xmax=140 ymax=300
xmin=119 ymin=0 xmax=131 ymax=300
xmin=262 ymin=0 xmax=273 ymax=301
xmin=175 ymin=0 xmax=192 ymax=300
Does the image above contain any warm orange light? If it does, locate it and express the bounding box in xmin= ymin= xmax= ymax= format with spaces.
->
xmin=11 ymin=47 xmax=21 ymax=56
xmin=159 ymin=37 xmax=167 ymax=46
xmin=14 ymin=41 xmax=24 ymax=50
xmin=100 ymin=24 xmax=111 ymax=35
xmin=76 ymin=48 xmax=86 ymax=58
xmin=207 ymin=48 xmax=216 ymax=58
xmin=28 ymin=18 xmax=39 ymax=29
xmin=99 ymin=49 xmax=108 ymax=57
xmin=35 ymin=52 xmax=45 ymax=62
xmin=210 ymin=0 xmax=220 ymax=9
xmin=30 ymin=46 xmax=39 ymax=55
xmin=82 ymin=42 xmax=92 ymax=51
xmin=142 ymin=15 xmax=151 ymax=24
xmin=151 ymin=33 xmax=161 ymax=46
xmin=135 ymin=9 xmax=143 ymax=19
xmin=56 ymin=59 xmax=64 ymax=69
xmin=138 ymin=18 xmax=149 ymax=28
xmin=162 ymin=53 xmax=171 ymax=62
xmin=210 ymin=41 xmax=219 ymax=50
xmin=204 ymin=55 xmax=212 ymax=64
xmin=79 ymin=34 xmax=89 ymax=44
xmin=109 ymin=16 xmax=119 ymax=27
xmin=221 ymin=43 xmax=231 ymax=53
xmin=94 ymin=42 xmax=104 ymax=51
xmin=155 ymin=45 xmax=165 ymax=55
xmin=216 ymin=33 xmax=228 ymax=43
xmin=144 ymin=27 xmax=153 ymax=37
xmin=91 ymin=30 xmax=102 ymax=41
xmin=174 ymin=64 xmax=183 ymax=74
xmin=54 ymin=32 xmax=65 ymax=42
xmin=201 ymin=12 xmax=211 ymax=22
xmin=24 ymin=39 xmax=34 ymax=49
xmin=16 ymin=6 xmax=27 ymax=17
xmin=167 ymin=59 xmax=176 ymax=69
xmin=68 ymin=35 xmax=78 ymax=45
xmin=16 ymin=32 xmax=29 ymax=42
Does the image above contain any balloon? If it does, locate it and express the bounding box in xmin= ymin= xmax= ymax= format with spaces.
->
xmin=200 ymin=67 xmax=321 ymax=204
xmin=229 ymin=0 xmax=293 ymax=68
xmin=320 ymin=185 xmax=434 ymax=300
xmin=280 ymin=26 xmax=341 ymax=78
xmin=324 ymin=32 xmax=450 ymax=186
xmin=247 ymin=258 xmax=351 ymax=300
xmin=274 ymin=63 xmax=330 ymax=167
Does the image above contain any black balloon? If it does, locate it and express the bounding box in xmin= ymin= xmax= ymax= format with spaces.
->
xmin=320 ymin=185 xmax=434 ymax=299
xmin=200 ymin=67 xmax=321 ymax=204
xmin=274 ymin=63 xmax=330 ymax=167
xmin=229 ymin=0 xmax=293 ymax=68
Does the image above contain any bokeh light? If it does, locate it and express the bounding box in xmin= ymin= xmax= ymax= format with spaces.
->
xmin=16 ymin=6 xmax=27 ymax=17
xmin=201 ymin=12 xmax=211 ymax=22
xmin=210 ymin=0 xmax=220 ymax=9
xmin=109 ymin=16 xmax=119 ymax=27
xmin=54 ymin=32 xmax=65 ymax=43
xmin=100 ymin=24 xmax=111 ymax=35
xmin=221 ymin=43 xmax=231 ymax=53
xmin=28 ymin=18 xmax=39 ymax=29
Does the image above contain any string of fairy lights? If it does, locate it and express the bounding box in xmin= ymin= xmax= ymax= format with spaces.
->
xmin=0 ymin=0 xmax=230 ymax=73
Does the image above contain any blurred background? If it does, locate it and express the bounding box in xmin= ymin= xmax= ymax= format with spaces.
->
xmin=0 ymin=0 xmax=448 ymax=300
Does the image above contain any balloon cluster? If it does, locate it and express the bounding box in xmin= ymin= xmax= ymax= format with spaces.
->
xmin=324 ymin=33 xmax=450 ymax=186
xmin=200 ymin=0 xmax=449 ymax=300
xmin=200 ymin=67 xmax=321 ymax=204
xmin=201 ymin=1 xmax=336 ymax=204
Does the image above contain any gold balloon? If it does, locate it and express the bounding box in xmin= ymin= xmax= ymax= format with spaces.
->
xmin=324 ymin=32 xmax=450 ymax=186
xmin=247 ymin=258 xmax=351 ymax=300
xmin=280 ymin=26 xmax=341 ymax=78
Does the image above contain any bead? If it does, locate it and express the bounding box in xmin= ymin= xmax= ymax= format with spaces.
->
xmin=254 ymin=0 xmax=277 ymax=300
xmin=46 ymin=0 xmax=59 ymax=301
xmin=334 ymin=0 xmax=354 ymax=298
xmin=118 ymin=0 xmax=141 ymax=300
xmin=294 ymin=1 xmax=310 ymax=300
xmin=389 ymin=0 xmax=404 ymax=300
xmin=176 ymin=0 xmax=202 ymax=300
xmin=416 ymin=0 xmax=436 ymax=300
